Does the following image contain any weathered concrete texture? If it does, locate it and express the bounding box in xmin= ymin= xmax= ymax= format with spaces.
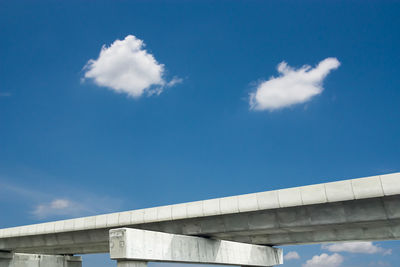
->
xmin=109 ymin=228 xmax=282 ymax=266
xmin=117 ymin=261 xmax=147 ymax=267
xmin=0 ymin=252 xmax=81 ymax=267
xmin=0 ymin=173 xmax=399 ymax=254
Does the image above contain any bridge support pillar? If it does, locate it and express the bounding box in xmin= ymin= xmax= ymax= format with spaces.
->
xmin=109 ymin=228 xmax=283 ymax=267
xmin=0 ymin=252 xmax=82 ymax=267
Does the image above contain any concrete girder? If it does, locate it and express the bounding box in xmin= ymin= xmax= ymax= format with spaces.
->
xmin=2 ymin=173 xmax=399 ymax=240
xmin=0 ymin=196 xmax=399 ymax=254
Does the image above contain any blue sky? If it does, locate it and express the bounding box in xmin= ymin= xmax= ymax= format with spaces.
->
xmin=1 ymin=1 xmax=400 ymax=266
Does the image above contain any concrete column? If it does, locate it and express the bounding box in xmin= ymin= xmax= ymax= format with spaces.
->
xmin=117 ymin=260 xmax=148 ymax=267
xmin=0 ymin=252 xmax=82 ymax=267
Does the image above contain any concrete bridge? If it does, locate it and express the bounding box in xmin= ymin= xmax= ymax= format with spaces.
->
xmin=0 ymin=172 xmax=399 ymax=267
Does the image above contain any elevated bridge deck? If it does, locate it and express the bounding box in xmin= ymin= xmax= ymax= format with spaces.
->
xmin=0 ymin=173 xmax=399 ymax=255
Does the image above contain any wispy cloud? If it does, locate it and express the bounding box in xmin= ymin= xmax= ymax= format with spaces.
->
xmin=33 ymin=199 xmax=75 ymax=219
xmin=0 ymin=180 xmax=122 ymax=220
xmin=284 ymin=251 xmax=300 ymax=260
xmin=302 ymin=253 xmax=343 ymax=267
xmin=83 ymin=35 xmax=180 ymax=98
xmin=249 ymin=57 xmax=340 ymax=111
xmin=31 ymin=198 xmax=114 ymax=219
xmin=0 ymin=182 xmax=48 ymax=200
xmin=322 ymin=242 xmax=392 ymax=255
xmin=369 ymin=261 xmax=391 ymax=267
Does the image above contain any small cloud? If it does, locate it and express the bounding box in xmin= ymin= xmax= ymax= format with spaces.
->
xmin=33 ymin=199 xmax=77 ymax=219
xmin=50 ymin=199 xmax=70 ymax=209
xmin=284 ymin=251 xmax=300 ymax=260
xmin=249 ymin=57 xmax=340 ymax=111
xmin=31 ymin=195 xmax=122 ymax=220
xmin=0 ymin=179 xmax=122 ymax=220
xmin=302 ymin=253 xmax=343 ymax=267
xmin=83 ymin=35 xmax=180 ymax=98
xmin=322 ymin=242 xmax=392 ymax=255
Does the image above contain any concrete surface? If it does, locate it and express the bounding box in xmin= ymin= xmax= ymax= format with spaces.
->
xmin=109 ymin=228 xmax=282 ymax=266
xmin=117 ymin=261 xmax=148 ymax=267
xmin=0 ymin=252 xmax=81 ymax=267
xmin=0 ymin=172 xmax=399 ymax=254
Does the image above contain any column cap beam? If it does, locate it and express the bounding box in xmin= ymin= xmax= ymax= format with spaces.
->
xmin=109 ymin=228 xmax=282 ymax=266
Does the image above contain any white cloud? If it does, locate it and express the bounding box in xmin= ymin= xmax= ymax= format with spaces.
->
xmin=0 ymin=179 xmax=122 ymax=220
xmin=284 ymin=251 xmax=300 ymax=260
xmin=250 ymin=57 xmax=340 ymax=111
xmin=302 ymin=253 xmax=343 ymax=267
xmin=32 ymin=198 xmax=111 ymax=219
xmin=31 ymin=195 xmax=123 ymax=219
xmin=322 ymin=242 xmax=392 ymax=255
xmin=33 ymin=199 xmax=78 ymax=219
xmin=83 ymin=35 xmax=180 ymax=98
xmin=50 ymin=199 xmax=70 ymax=209
xmin=166 ymin=76 xmax=183 ymax=87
